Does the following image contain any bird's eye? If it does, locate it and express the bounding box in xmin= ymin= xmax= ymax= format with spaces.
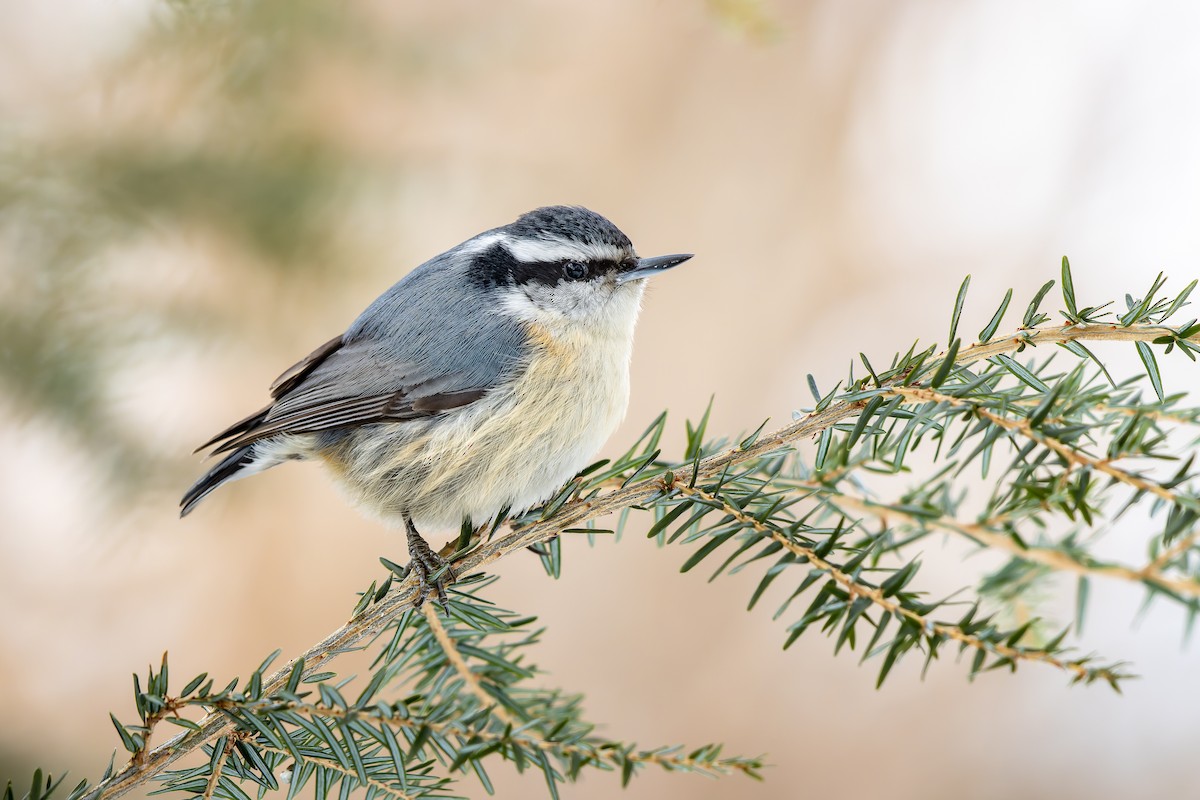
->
xmin=562 ymin=261 xmax=588 ymax=280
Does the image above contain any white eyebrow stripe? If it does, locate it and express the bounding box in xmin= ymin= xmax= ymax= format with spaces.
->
xmin=458 ymin=232 xmax=505 ymax=255
xmin=500 ymin=236 xmax=624 ymax=263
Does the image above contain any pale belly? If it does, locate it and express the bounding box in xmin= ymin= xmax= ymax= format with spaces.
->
xmin=314 ymin=326 xmax=633 ymax=532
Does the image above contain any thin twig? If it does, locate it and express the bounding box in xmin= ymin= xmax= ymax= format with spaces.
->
xmin=420 ymin=604 xmax=516 ymax=727
xmin=82 ymin=322 xmax=1184 ymax=800
xmin=952 ymin=322 xmax=1182 ymax=365
xmin=200 ymin=738 xmax=232 ymax=800
xmin=1090 ymin=403 xmax=1200 ymax=428
xmin=131 ymin=706 xmax=170 ymax=766
xmin=943 ymin=392 xmax=1200 ymax=429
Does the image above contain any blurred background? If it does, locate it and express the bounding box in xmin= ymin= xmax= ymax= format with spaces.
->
xmin=2 ymin=1 xmax=1199 ymax=798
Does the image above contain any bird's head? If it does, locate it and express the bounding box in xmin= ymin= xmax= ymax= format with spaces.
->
xmin=467 ymin=206 xmax=692 ymax=331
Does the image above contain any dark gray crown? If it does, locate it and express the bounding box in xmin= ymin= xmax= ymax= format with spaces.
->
xmin=506 ymin=206 xmax=632 ymax=250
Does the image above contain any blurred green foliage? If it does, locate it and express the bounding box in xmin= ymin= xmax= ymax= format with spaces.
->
xmin=0 ymin=0 xmax=423 ymax=498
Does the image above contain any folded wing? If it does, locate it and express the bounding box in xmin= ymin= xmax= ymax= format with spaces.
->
xmin=195 ymin=255 xmax=529 ymax=456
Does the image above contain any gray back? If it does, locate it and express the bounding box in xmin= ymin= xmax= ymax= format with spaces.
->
xmin=269 ymin=243 xmax=528 ymax=417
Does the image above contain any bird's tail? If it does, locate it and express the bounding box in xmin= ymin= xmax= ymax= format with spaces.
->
xmin=180 ymin=444 xmax=264 ymax=517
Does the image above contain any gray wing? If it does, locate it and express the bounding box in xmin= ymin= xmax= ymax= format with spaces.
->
xmin=201 ymin=249 xmax=528 ymax=455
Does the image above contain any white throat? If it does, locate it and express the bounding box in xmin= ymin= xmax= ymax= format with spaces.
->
xmin=498 ymin=279 xmax=646 ymax=343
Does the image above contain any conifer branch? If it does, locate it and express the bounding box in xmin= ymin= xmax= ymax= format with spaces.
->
xmin=259 ymin=699 xmax=760 ymax=780
xmin=809 ymin=483 xmax=1200 ymax=598
xmin=889 ymin=386 xmax=1182 ymax=505
xmin=673 ymin=483 xmax=1119 ymax=683
xmin=79 ymin=320 xmax=1200 ymax=800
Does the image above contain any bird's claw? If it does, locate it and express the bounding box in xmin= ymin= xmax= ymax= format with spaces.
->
xmin=407 ymin=543 xmax=456 ymax=613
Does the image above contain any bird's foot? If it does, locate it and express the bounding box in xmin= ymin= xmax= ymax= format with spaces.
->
xmin=405 ymin=528 xmax=456 ymax=613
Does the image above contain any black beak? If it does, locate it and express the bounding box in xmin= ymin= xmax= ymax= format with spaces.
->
xmin=617 ymin=253 xmax=694 ymax=284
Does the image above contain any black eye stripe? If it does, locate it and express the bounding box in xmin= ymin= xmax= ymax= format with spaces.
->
xmin=512 ymin=258 xmax=582 ymax=286
xmin=470 ymin=243 xmax=631 ymax=288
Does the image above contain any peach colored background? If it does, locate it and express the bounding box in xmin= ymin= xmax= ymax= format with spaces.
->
xmin=3 ymin=2 xmax=1199 ymax=799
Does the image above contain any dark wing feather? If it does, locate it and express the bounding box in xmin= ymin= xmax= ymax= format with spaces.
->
xmin=193 ymin=404 xmax=271 ymax=453
xmin=208 ymin=388 xmax=486 ymax=454
xmin=269 ymin=334 xmax=344 ymax=398
xmin=194 ymin=335 xmax=346 ymax=453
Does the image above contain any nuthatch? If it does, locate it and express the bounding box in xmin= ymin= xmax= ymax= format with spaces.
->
xmin=182 ymin=206 xmax=691 ymax=606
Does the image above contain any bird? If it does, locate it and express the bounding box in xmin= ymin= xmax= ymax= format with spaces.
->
xmin=181 ymin=205 xmax=692 ymax=607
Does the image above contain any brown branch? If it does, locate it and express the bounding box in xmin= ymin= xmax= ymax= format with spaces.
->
xmin=952 ymin=322 xmax=1183 ymax=365
xmin=82 ymin=322 xmax=1185 ymax=800
xmin=420 ymin=604 xmax=516 ymax=727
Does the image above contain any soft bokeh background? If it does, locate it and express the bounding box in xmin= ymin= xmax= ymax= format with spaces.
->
xmin=3 ymin=1 xmax=1199 ymax=798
